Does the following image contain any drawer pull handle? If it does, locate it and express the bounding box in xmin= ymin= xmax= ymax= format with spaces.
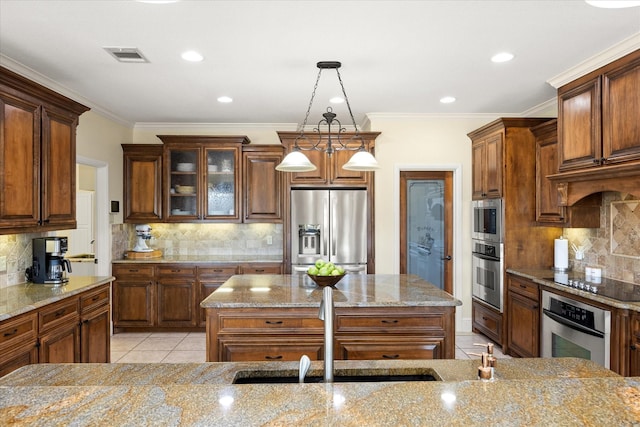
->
xmin=54 ymin=309 xmax=66 ymax=318
xmin=265 ymin=355 xmax=283 ymax=360
xmin=92 ymin=296 xmax=100 ymax=302
xmin=213 ymin=269 xmax=223 ymax=273
xmin=482 ymin=316 xmax=488 ymax=321
xmin=519 ymin=284 xmax=527 ymax=289
xmin=254 ymin=269 xmax=264 ymax=273
xmin=381 ymin=319 xmax=399 ymax=324
xmin=129 ymin=269 xmax=139 ymax=273
xmin=171 ymin=269 xmax=180 ymax=273
xmin=3 ymin=328 xmax=18 ymax=337
xmin=382 ymin=354 xmax=400 ymax=359
xmin=265 ymin=320 xmax=283 ymax=325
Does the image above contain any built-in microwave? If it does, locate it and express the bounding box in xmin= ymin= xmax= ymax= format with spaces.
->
xmin=472 ymin=199 xmax=503 ymax=243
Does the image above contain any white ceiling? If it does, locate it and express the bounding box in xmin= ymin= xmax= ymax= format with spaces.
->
xmin=1 ymin=0 xmax=639 ymax=127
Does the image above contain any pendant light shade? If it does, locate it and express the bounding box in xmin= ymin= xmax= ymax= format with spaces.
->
xmin=275 ymin=150 xmax=317 ymax=172
xmin=275 ymin=61 xmax=379 ymax=173
xmin=342 ymin=150 xmax=380 ymax=171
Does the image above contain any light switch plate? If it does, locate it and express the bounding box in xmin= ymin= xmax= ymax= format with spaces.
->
xmin=0 ymin=256 xmax=6 ymax=273
xmin=266 ymin=235 xmax=273 ymax=245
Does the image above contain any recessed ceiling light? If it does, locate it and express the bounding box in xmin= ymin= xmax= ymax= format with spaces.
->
xmin=440 ymin=96 xmax=456 ymax=104
xmin=585 ymin=0 xmax=640 ymax=7
xmin=329 ymin=97 xmax=344 ymax=104
xmin=181 ymin=50 xmax=203 ymax=62
xmin=491 ymin=52 xmax=515 ymax=63
xmin=217 ymin=96 xmax=233 ymax=103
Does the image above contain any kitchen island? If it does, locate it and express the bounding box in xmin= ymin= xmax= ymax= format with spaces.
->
xmin=0 ymin=358 xmax=638 ymax=425
xmin=202 ymin=274 xmax=461 ymax=362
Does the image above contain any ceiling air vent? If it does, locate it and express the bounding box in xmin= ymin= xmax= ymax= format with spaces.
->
xmin=104 ymin=47 xmax=149 ymax=63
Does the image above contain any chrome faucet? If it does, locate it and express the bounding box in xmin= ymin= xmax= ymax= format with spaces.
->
xmin=318 ymin=285 xmax=334 ymax=383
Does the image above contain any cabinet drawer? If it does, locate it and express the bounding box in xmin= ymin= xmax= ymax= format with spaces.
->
xmin=472 ymin=300 xmax=502 ymax=343
xmin=39 ymin=299 xmax=79 ymax=333
xmin=336 ymin=314 xmax=444 ymax=332
xmin=198 ymin=266 xmax=238 ymax=277
xmin=113 ymin=265 xmax=154 ymax=278
xmin=80 ymin=285 xmax=110 ymax=313
xmin=240 ymin=264 xmax=282 ymax=274
xmin=219 ymin=338 xmax=323 ymax=362
xmin=338 ymin=339 xmax=441 ymax=360
xmin=157 ymin=265 xmax=197 ymax=277
xmin=0 ymin=313 xmax=37 ymax=352
xmin=508 ymin=276 xmax=539 ymax=301
xmin=220 ymin=316 xmax=324 ymax=333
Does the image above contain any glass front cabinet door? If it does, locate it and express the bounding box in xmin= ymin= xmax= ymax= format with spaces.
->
xmin=160 ymin=136 xmax=248 ymax=223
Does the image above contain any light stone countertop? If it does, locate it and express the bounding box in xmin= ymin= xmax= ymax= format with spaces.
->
xmin=0 ymin=276 xmax=114 ymax=321
xmin=508 ymin=268 xmax=640 ymax=312
xmin=0 ymin=359 xmax=638 ymax=426
xmin=112 ymin=254 xmax=283 ymax=264
xmin=200 ymin=274 xmax=462 ymax=308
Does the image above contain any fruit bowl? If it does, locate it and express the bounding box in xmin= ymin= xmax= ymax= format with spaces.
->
xmin=307 ymin=273 xmax=346 ymax=287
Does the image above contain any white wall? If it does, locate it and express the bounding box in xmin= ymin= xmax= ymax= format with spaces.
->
xmin=366 ymin=115 xmax=499 ymax=332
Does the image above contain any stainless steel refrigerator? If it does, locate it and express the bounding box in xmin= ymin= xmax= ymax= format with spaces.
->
xmin=290 ymin=189 xmax=368 ymax=275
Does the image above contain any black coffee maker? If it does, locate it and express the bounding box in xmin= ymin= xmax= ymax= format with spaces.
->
xmin=26 ymin=237 xmax=72 ymax=284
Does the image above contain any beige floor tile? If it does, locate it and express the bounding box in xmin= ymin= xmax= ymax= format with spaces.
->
xmin=117 ymin=350 xmax=170 ymax=363
xmin=147 ymin=332 xmax=189 ymax=339
xmin=110 ymin=337 xmax=146 ymax=352
xmin=161 ymin=351 xmax=206 ymax=363
xmin=455 ymin=349 xmax=471 ymax=359
xmin=110 ymin=351 xmax=127 ymax=362
xmin=178 ymin=337 xmax=206 ymax=351
xmin=135 ymin=337 xmax=185 ymax=351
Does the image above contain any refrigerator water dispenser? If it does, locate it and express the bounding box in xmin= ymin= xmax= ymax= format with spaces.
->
xmin=299 ymin=225 xmax=321 ymax=255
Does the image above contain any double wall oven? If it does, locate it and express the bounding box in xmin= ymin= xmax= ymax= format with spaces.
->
xmin=471 ymin=199 xmax=504 ymax=312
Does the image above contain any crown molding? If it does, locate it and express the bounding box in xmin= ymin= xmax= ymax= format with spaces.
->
xmin=547 ymin=32 xmax=640 ymax=89
xmin=365 ymin=112 xmax=517 ymax=121
xmin=133 ymin=122 xmax=298 ymax=130
xmin=520 ymin=97 xmax=557 ymax=118
xmin=0 ymin=55 xmax=133 ymax=127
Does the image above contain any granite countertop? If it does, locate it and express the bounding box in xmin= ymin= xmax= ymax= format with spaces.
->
xmin=0 ymin=276 xmax=114 ymax=321
xmin=112 ymin=255 xmax=283 ymax=264
xmin=201 ymin=274 xmax=462 ymax=309
xmin=508 ymin=268 xmax=640 ymax=312
xmin=0 ymin=359 xmax=638 ymax=426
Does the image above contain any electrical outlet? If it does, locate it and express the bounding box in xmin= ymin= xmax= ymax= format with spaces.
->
xmin=0 ymin=256 xmax=6 ymax=273
xmin=266 ymin=235 xmax=273 ymax=245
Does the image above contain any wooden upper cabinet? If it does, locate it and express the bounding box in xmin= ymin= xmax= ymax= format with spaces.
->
xmin=242 ymin=145 xmax=284 ymax=222
xmin=532 ymin=119 xmax=600 ymax=228
xmin=558 ymin=49 xmax=640 ymax=172
xmin=470 ymin=130 xmax=503 ymax=199
xmin=122 ymin=144 xmax=163 ymax=223
xmin=158 ymin=135 xmax=250 ymax=223
xmin=277 ymin=131 xmax=379 ymax=187
xmin=0 ymin=67 xmax=89 ymax=234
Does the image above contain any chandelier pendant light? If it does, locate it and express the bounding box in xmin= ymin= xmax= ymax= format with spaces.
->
xmin=275 ymin=61 xmax=380 ymax=172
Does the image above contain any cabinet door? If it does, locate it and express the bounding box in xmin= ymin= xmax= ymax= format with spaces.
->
xmin=507 ymin=291 xmax=540 ymax=358
xmin=40 ymin=106 xmax=78 ymax=230
xmin=39 ymin=322 xmax=81 ymax=363
xmin=123 ymin=145 xmax=163 ymax=222
xmin=113 ymin=280 xmax=155 ymax=327
xmin=288 ymin=148 xmax=328 ymax=185
xmin=81 ymin=306 xmax=110 ymax=363
xmin=0 ymin=344 xmax=38 ymax=378
xmin=204 ymin=146 xmax=242 ymax=221
xmin=157 ymin=279 xmax=197 ymax=327
xmin=471 ymin=139 xmax=486 ymax=200
xmin=330 ymin=143 xmax=370 ymax=185
xmin=602 ymin=55 xmax=640 ymax=165
xmin=243 ymin=149 xmax=283 ymax=222
xmin=165 ymin=146 xmax=200 ymax=221
xmin=0 ymin=93 xmax=41 ymax=231
xmin=484 ymin=132 xmax=503 ymax=198
xmin=536 ymin=130 xmax=565 ymax=224
xmin=630 ymin=313 xmax=640 ymax=377
xmin=558 ymin=77 xmax=602 ymax=172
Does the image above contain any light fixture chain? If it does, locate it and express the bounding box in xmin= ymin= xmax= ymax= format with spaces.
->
xmin=298 ymin=68 xmax=324 ymax=133
xmin=335 ymin=68 xmax=360 ymax=135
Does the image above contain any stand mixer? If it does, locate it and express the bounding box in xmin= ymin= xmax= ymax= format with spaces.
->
xmin=132 ymin=224 xmax=154 ymax=252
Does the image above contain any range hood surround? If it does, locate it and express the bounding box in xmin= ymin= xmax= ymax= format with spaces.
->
xmin=548 ymin=162 xmax=640 ymax=206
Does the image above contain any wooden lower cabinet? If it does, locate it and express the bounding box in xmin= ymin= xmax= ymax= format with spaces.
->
xmin=629 ymin=312 xmax=640 ymax=377
xmin=207 ymin=306 xmax=455 ymax=362
xmin=506 ymin=274 xmax=540 ymax=358
xmin=472 ymin=299 xmax=502 ymax=345
xmin=0 ymin=283 xmax=111 ymax=376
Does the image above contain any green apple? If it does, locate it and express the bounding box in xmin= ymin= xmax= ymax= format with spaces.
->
xmin=307 ymin=266 xmax=319 ymax=275
xmin=336 ymin=267 xmax=345 ymax=275
xmin=319 ymin=267 xmax=330 ymax=276
xmin=325 ymin=262 xmax=334 ymax=271
xmin=330 ymin=269 xmax=342 ymax=276
xmin=315 ymin=259 xmax=326 ymax=268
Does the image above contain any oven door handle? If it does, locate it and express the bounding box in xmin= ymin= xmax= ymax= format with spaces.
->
xmin=542 ymin=309 xmax=604 ymax=339
xmin=472 ymin=253 xmax=500 ymax=262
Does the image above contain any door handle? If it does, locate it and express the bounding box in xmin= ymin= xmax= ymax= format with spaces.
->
xmin=442 ymin=255 xmax=452 ymax=261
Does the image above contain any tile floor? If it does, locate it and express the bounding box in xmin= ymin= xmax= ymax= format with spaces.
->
xmin=111 ymin=331 xmax=510 ymax=363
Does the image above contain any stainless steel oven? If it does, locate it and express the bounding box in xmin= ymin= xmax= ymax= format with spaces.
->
xmin=541 ymin=290 xmax=611 ymax=369
xmin=472 ymin=239 xmax=504 ymax=312
xmin=472 ymin=199 xmax=503 ymax=243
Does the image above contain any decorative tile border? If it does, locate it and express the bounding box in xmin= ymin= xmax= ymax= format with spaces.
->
xmin=610 ymin=200 xmax=640 ymax=259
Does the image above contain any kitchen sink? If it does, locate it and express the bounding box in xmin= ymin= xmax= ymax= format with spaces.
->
xmin=232 ymin=368 xmax=440 ymax=384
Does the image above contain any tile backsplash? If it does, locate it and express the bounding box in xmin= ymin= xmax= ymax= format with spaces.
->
xmin=565 ymin=192 xmax=640 ymax=284
xmin=0 ymin=231 xmax=50 ymax=288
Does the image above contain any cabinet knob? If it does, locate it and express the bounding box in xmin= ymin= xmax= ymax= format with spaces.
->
xmin=632 ymin=344 xmax=637 ymax=351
